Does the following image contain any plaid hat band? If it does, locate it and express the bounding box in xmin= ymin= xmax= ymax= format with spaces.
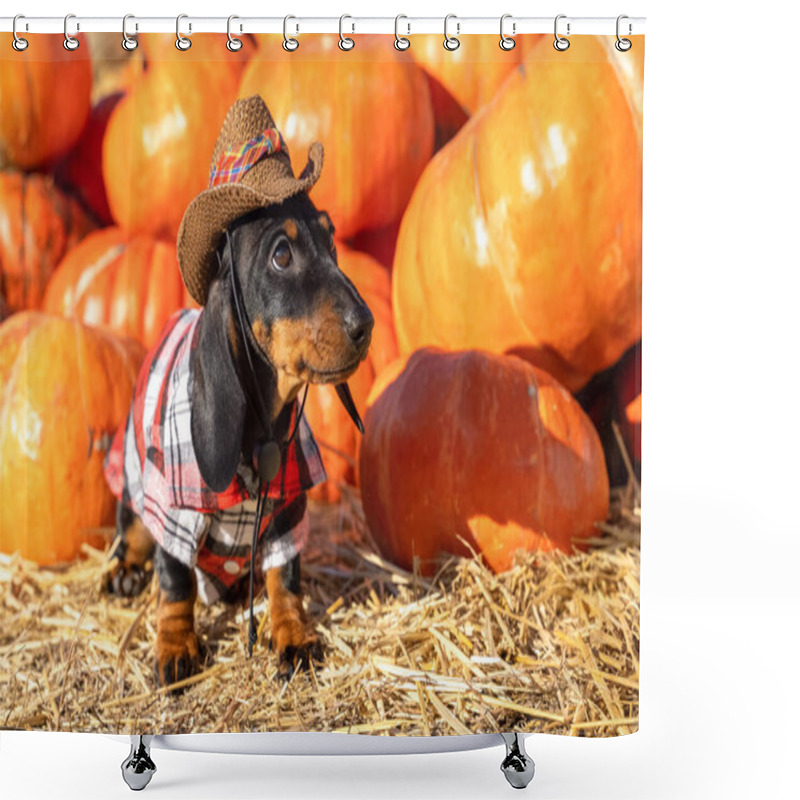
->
xmin=208 ymin=127 xmax=286 ymax=188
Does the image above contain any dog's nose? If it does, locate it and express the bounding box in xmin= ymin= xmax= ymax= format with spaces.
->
xmin=343 ymin=305 xmax=374 ymax=345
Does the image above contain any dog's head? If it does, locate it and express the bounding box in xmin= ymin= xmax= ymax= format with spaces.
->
xmin=226 ymin=194 xmax=373 ymax=384
xmin=190 ymin=193 xmax=373 ymax=491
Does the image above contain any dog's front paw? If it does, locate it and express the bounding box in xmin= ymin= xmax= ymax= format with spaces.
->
xmin=105 ymin=562 xmax=151 ymax=597
xmin=154 ymin=628 xmax=201 ymax=689
xmin=270 ymin=617 xmax=323 ymax=681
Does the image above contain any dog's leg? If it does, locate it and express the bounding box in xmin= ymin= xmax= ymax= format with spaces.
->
xmin=266 ymin=556 xmax=322 ymax=681
xmin=154 ymin=546 xmax=201 ymax=688
xmin=106 ymin=503 xmax=155 ymax=597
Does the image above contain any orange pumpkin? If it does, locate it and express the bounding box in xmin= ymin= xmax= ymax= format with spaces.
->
xmin=43 ymin=227 xmax=193 ymax=348
xmin=359 ymin=348 xmax=609 ymax=574
xmin=411 ymin=34 xmax=543 ymax=116
xmin=102 ymin=60 xmax=238 ymax=239
xmin=0 ymin=35 xmax=92 ymax=168
xmin=239 ymin=35 xmax=434 ymax=238
xmin=392 ymin=35 xmax=643 ymax=393
xmin=0 ymin=312 xmax=144 ymax=565
xmin=305 ymin=243 xmax=397 ymax=503
xmin=0 ymin=171 xmax=95 ymax=313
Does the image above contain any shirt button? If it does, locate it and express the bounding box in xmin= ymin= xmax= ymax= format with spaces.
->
xmin=223 ymin=560 xmax=241 ymax=575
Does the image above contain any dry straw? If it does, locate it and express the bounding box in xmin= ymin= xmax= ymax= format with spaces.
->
xmin=0 ymin=479 xmax=639 ymax=737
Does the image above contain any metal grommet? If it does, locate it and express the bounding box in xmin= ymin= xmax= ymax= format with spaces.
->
xmin=283 ymin=15 xmax=299 ymax=52
xmin=394 ymin=15 xmax=410 ymax=51
xmin=615 ymin=14 xmax=632 ymax=52
xmin=499 ymin=14 xmax=516 ymax=50
xmin=176 ymin=14 xmax=192 ymax=51
xmin=227 ymin=15 xmax=243 ymax=52
xmin=63 ymin=13 xmax=80 ymax=51
xmin=553 ymin=14 xmax=570 ymax=51
xmin=122 ymin=14 xmax=138 ymax=51
xmin=12 ymin=15 xmax=29 ymax=51
xmin=339 ymin=14 xmax=355 ymax=51
xmin=443 ymin=14 xmax=460 ymax=51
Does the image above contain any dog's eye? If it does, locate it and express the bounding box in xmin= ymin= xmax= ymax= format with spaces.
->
xmin=272 ymin=243 xmax=292 ymax=271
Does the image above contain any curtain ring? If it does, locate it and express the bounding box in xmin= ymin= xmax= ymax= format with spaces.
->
xmin=553 ymin=14 xmax=570 ymax=51
xmin=283 ymin=15 xmax=299 ymax=51
xmin=339 ymin=15 xmax=355 ymax=51
xmin=122 ymin=14 xmax=138 ymax=51
xmin=443 ymin=14 xmax=460 ymax=51
xmin=176 ymin=14 xmax=192 ymax=51
xmin=394 ymin=15 xmax=410 ymax=50
xmin=12 ymin=15 xmax=29 ymax=51
xmin=499 ymin=14 xmax=516 ymax=50
xmin=63 ymin=13 xmax=80 ymax=51
xmin=615 ymin=14 xmax=632 ymax=51
xmin=227 ymin=15 xmax=243 ymax=52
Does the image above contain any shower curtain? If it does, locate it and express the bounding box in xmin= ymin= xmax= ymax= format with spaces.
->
xmin=0 ymin=30 xmax=643 ymax=737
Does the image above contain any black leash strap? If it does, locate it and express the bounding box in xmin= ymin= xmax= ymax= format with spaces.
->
xmin=247 ymin=484 xmax=267 ymax=655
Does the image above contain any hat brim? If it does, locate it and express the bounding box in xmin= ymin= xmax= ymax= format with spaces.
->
xmin=177 ymin=142 xmax=323 ymax=306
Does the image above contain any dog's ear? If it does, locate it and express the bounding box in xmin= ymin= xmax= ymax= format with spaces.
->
xmin=317 ymin=210 xmax=335 ymax=236
xmin=190 ymin=269 xmax=246 ymax=493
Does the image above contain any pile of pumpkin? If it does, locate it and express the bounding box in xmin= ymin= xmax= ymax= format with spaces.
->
xmin=0 ymin=33 xmax=642 ymax=574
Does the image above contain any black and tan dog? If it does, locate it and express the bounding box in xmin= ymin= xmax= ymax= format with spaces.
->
xmin=104 ymin=97 xmax=372 ymax=688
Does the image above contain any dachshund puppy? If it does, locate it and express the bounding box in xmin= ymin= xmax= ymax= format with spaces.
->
xmin=105 ymin=193 xmax=372 ymax=687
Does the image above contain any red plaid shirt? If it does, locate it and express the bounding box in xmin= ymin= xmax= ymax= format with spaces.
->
xmin=105 ymin=310 xmax=326 ymax=604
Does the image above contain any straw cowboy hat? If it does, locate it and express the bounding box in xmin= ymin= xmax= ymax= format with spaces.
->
xmin=177 ymin=95 xmax=323 ymax=306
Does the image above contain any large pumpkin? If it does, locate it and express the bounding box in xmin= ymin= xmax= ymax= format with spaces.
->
xmin=102 ymin=60 xmax=238 ymax=239
xmin=0 ymin=35 xmax=92 ymax=169
xmin=0 ymin=171 xmax=95 ymax=313
xmin=43 ymin=227 xmax=193 ymax=348
xmin=359 ymin=348 xmax=609 ymax=574
xmin=239 ymin=35 xmax=434 ymax=239
xmin=0 ymin=312 xmax=143 ymax=565
xmin=305 ymin=243 xmax=397 ymax=503
xmin=392 ymin=36 xmax=643 ymax=393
